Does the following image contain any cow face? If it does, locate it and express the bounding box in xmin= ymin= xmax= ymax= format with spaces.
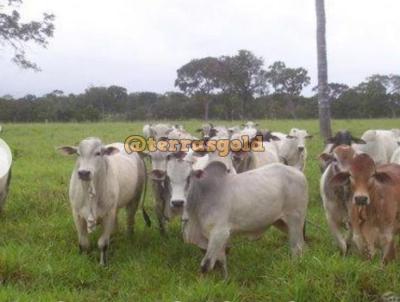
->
xmin=242 ymin=121 xmax=258 ymax=129
xmin=287 ymin=128 xmax=313 ymax=152
xmin=58 ymin=137 xmax=119 ymax=182
xmin=330 ymin=153 xmax=393 ymax=206
xmin=166 ymin=151 xmax=192 ymax=208
xmin=319 ymin=145 xmax=355 ymax=174
xmin=196 ymin=123 xmax=218 ymax=141
xmin=140 ymin=149 xmax=170 ymax=181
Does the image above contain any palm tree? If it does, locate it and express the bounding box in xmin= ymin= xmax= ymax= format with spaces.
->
xmin=316 ymin=0 xmax=332 ymax=139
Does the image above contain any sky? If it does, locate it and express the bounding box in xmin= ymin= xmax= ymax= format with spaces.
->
xmin=0 ymin=0 xmax=399 ymax=98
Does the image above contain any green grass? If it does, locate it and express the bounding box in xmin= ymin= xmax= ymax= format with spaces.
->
xmin=0 ymin=119 xmax=399 ymax=301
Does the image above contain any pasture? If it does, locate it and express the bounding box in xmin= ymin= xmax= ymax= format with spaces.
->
xmin=0 ymin=119 xmax=399 ymax=302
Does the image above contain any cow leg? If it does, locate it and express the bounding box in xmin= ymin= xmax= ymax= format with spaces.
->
xmin=352 ymin=231 xmax=365 ymax=256
xmin=382 ymin=229 xmax=396 ymax=265
xmin=286 ymin=214 xmax=305 ymax=257
xmin=326 ymin=213 xmax=347 ymax=255
xmin=216 ymin=250 xmax=228 ymax=280
xmin=201 ymin=227 xmax=230 ymax=278
xmin=72 ymin=210 xmax=89 ymax=253
xmin=362 ymin=226 xmax=378 ymax=260
xmin=98 ymin=209 xmax=116 ymax=266
xmin=126 ymin=199 xmax=139 ymax=235
xmin=155 ymin=198 xmax=167 ymax=235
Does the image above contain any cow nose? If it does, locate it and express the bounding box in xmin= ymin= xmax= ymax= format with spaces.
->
xmin=150 ymin=170 xmax=165 ymax=180
xmin=78 ymin=170 xmax=91 ymax=181
xmin=171 ymin=200 xmax=184 ymax=208
xmin=298 ymin=146 xmax=305 ymax=152
xmin=354 ymin=196 xmax=368 ymax=206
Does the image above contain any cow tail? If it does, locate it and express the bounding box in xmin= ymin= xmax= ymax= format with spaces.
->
xmin=140 ymin=157 xmax=151 ymax=227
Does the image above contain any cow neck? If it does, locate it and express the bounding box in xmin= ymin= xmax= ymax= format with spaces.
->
xmin=86 ymin=158 xmax=109 ymax=233
xmin=327 ymin=163 xmax=351 ymax=205
xmin=355 ymin=189 xmax=380 ymax=228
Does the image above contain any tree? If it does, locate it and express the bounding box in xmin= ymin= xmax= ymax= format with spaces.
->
xmin=364 ymin=74 xmax=400 ymax=117
xmin=315 ymin=0 xmax=332 ymax=139
xmin=266 ymin=61 xmax=310 ymax=118
xmin=175 ymin=57 xmax=222 ymax=121
xmin=0 ymin=0 xmax=55 ymax=71
xmin=312 ymin=82 xmax=349 ymax=101
xmin=219 ymin=50 xmax=268 ymax=119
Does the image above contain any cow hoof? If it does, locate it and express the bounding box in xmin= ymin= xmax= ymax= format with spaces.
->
xmin=200 ymin=258 xmax=210 ymax=274
xmin=99 ymin=245 xmax=108 ymax=266
xmin=79 ymin=244 xmax=89 ymax=254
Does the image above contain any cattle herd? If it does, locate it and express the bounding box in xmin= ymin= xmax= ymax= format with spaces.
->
xmin=1 ymin=123 xmax=400 ymax=279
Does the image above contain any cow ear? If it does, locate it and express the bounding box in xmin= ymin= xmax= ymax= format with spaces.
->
xmin=319 ymin=153 xmax=333 ymax=163
xmin=352 ymin=137 xmax=366 ymax=144
xmin=57 ymin=146 xmax=78 ymax=155
xmin=270 ymin=135 xmax=280 ymax=141
xmin=326 ymin=137 xmax=335 ymax=144
xmin=102 ymin=146 xmax=120 ymax=156
xmin=374 ymin=171 xmax=394 ymax=185
xmin=137 ymin=150 xmax=149 ymax=159
xmin=286 ymin=135 xmax=295 ymax=139
xmin=329 ymin=172 xmax=350 ymax=187
xmin=192 ymin=169 xmax=206 ymax=179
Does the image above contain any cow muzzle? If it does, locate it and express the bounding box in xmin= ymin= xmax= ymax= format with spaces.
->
xmin=354 ymin=195 xmax=369 ymax=206
xmin=171 ymin=200 xmax=184 ymax=208
xmin=298 ymin=146 xmax=305 ymax=152
xmin=78 ymin=170 xmax=91 ymax=181
xmin=150 ymin=169 xmax=166 ymax=181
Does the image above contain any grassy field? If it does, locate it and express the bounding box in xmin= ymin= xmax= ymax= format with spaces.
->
xmin=0 ymin=119 xmax=400 ymax=302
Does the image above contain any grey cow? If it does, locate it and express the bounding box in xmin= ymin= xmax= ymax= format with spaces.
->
xmin=58 ymin=137 xmax=149 ymax=265
xmin=181 ymin=161 xmax=309 ymax=278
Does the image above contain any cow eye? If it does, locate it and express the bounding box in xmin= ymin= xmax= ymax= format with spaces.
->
xmin=95 ymin=151 xmax=101 ymax=156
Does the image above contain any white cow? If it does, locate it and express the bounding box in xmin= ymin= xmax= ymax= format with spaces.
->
xmin=58 ymin=137 xmax=148 ymax=265
xmin=183 ymin=161 xmax=308 ymax=278
xmin=241 ymin=121 xmax=259 ymax=139
xmin=140 ymin=125 xmax=194 ymax=234
xmin=273 ymin=128 xmax=312 ymax=172
xmin=230 ymin=131 xmax=279 ymax=173
xmin=196 ymin=123 xmax=229 ymax=140
xmin=143 ymin=123 xmax=173 ymax=140
xmin=0 ymin=137 xmax=12 ymax=211
xmin=353 ymin=129 xmax=399 ymax=165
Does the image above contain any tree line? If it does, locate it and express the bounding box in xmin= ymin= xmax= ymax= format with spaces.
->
xmin=1 ymin=50 xmax=399 ymax=122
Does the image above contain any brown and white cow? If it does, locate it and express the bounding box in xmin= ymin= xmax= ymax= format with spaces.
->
xmin=319 ymin=145 xmax=356 ymax=254
xmin=330 ymin=153 xmax=400 ymax=264
xmin=319 ymin=130 xmax=365 ymax=172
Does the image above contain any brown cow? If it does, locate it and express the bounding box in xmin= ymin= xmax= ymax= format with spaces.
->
xmin=330 ymin=153 xmax=400 ymax=264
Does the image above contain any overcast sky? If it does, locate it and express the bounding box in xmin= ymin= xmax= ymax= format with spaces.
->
xmin=0 ymin=0 xmax=399 ymax=98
